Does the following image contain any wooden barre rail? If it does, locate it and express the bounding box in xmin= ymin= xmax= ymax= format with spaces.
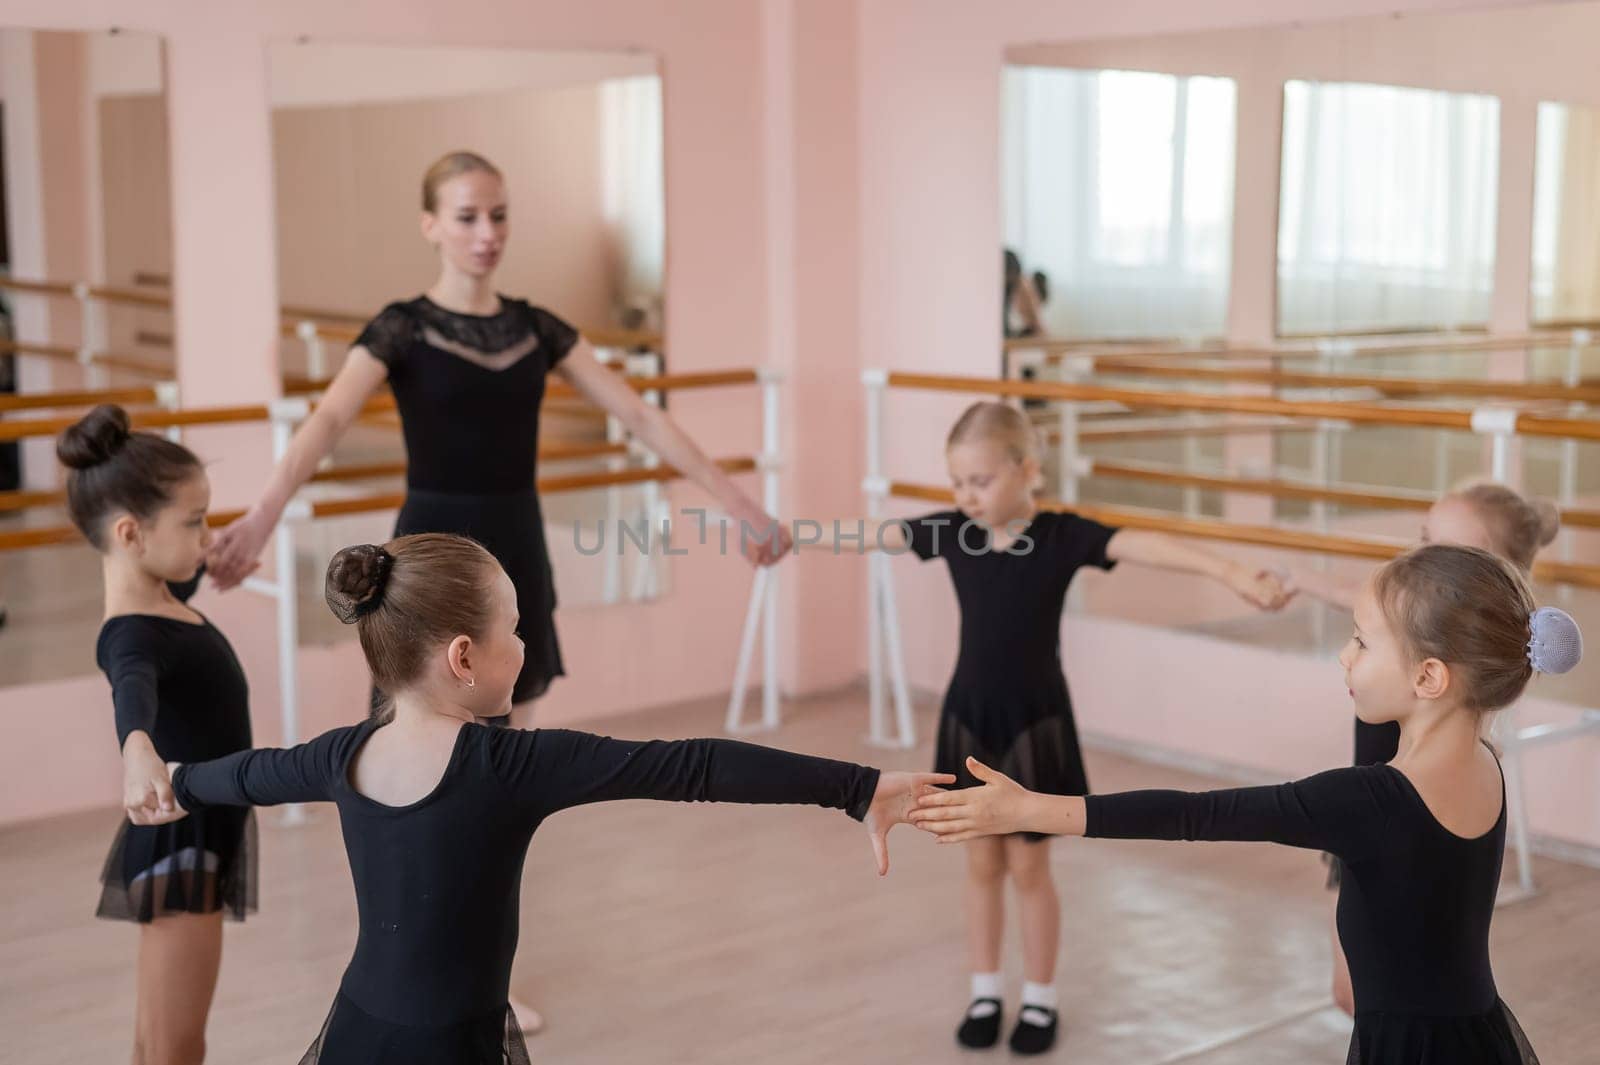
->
xmin=0 ymin=368 xmax=764 ymax=439
xmin=0 ymin=404 xmax=269 ymax=443
xmin=884 ymin=372 xmax=1600 ymax=442
xmin=1073 ymin=418 xmax=1319 ymax=443
xmin=1080 ymin=359 xmax=1600 ymax=405
xmin=1084 ymin=459 xmax=1600 ymax=530
xmin=0 ymin=456 xmax=757 ymax=551
xmin=1006 ymin=330 xmax=1585 ymax=363
xmin=0 ymin=277 xmax=663 ymax=349
xmin=2 ymin=442 xmax=639 ymax=511
xmin=888 ymin=481 xmax=1600 ymax=589
xmin=2 ymin=338 xmax=174 ymax=379
xmin=0 ymin=386 xmax=160 ymax=413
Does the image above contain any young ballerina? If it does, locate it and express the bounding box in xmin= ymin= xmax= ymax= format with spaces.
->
xmin=821 ymin=401 xmax=1288 ymax=1054
xmin=59 ymin=405 xmax=257 ymax=1065
xmin=129 ymin=533 xmax=949 ymax=1064
xmin=1284 ymin=481 xmax=1560 ymax=1014
xmin=914 ymin=543 xmax=1583 ymax=1064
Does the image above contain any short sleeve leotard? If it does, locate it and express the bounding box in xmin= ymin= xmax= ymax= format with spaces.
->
xmin=905 ymin=509 xmax=1118 ymax=838
xmin=354 ymin=296 xmax=580 ymax=705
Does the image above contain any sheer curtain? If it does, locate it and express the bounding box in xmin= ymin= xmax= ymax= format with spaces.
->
xmin=1531 ymin=101 xmax=1600 ymax=324
xmin=1277 ymin=80 xmax=1499 ymax=335
xmin=1002 ymin=66 xmax=1236 ymax=340
xmin=599 ymin=75 xmax=665 ymax=323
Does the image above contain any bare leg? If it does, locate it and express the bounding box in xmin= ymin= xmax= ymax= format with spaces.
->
xmin=965 ymin=836 xmax=1008 ymax=975
xmin=133 ymin=909 xmax=223 ymax=1065
xmin=1004 ymin=836 xmax=1060 ymax=985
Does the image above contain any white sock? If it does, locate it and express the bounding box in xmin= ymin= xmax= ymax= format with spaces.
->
xmin=968 ymin=972 xmax=1003 ymax=1017
xmin=1019 ymin=982 xmax=1057 ymax=1026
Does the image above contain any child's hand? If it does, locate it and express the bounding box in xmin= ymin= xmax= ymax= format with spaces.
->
xmin=1225 ymin=562 xmax=1293 ymax=611
xmin=910 ymin=757 xmax=1032 ymax=843
xmin=122 ymin=743 xmax=185 ymax=826
xmin=863 ymin=771 xmax=957 ymax=876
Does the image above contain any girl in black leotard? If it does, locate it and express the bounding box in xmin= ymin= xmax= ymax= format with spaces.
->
xmin=1282 ymin=480 xmax=1561 ymax=1014
xmin=59 ymin=405 xmax=257 ymax=1065
xmin=915 ymin=543 xmax=1583 ymax=1065
xmin=132 ymin=533 xmax=947 ymax=1065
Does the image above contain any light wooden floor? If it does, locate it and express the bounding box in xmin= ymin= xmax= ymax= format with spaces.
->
xmin=4 ymin=690 xmax=1596 ymax=1064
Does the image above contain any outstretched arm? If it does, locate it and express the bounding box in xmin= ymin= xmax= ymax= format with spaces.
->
xmin=493 ymin=729 xmax=951 ymax=875
xmin=913 ymin=756 xmax=1384 ymax=864
xmin=1107 ymin=530 xmax=1289 ymax=610
xmin=207 ymin=350 xmax=388 ymax=588
xmin=556 ymin=341 xmax=791 ymax=565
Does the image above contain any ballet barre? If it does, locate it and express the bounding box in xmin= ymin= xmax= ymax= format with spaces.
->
xmin=862 ymin=366 xmax=1600 ymax=899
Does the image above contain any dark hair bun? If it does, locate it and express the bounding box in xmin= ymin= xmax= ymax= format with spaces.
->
xmin=326 ymin=544 xmax=394 ymax=624
xmin=57 ymin=404 xmax=132 ymax=470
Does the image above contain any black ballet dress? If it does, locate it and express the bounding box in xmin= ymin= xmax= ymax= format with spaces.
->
xmin=170 ymin=721 xmax=879 ymax=1064
xmin=354 ymin=296 xmax=580 ymax=706
xmin=95 ymin=577 xmax=257 ymax=922
xmin=1085 ymin=757 xmax=1539 ymax=1064
xmin=906 ymin=509 xmax=1119 ymax=841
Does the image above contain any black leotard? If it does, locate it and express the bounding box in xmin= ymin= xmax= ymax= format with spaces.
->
xmin=1085 ymin=762 xmax=1538 ymax=1064
xmin=172 ymin=721 xmax=879 ymax=1064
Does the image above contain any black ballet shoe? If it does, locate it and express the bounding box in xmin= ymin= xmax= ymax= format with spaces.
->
xmin=1008 ymin=1006 xmax=1058 ymax=1056
xmin=956 ymin=998 xmax=1003 ymax=1049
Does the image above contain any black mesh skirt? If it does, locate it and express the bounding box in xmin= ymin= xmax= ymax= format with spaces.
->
xmin=299 ymin=992 xmax=530 ymax=1065
xmin=1346 ymin=1000 xmax=1539 ymax=1064
xmin=96 ymin=806 xmax=257 ymax=923
xmin=934 ymin=692 xmax=1088 ymax=844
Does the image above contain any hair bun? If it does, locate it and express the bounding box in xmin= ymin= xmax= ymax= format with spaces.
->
xmin=1527 ymin=606 xmax=1583 ymax=675
xmin=326 ymin=544 xmax=394 ymax=624
xmin=56 ymin=404 xmax=132 ymax=470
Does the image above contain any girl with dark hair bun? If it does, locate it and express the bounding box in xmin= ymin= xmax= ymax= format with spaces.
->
xmin=59 ymin=404 xmax=257 ymax=1065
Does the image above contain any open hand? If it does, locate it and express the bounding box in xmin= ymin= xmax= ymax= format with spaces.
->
xmin=863 ymin=771 xmax=957 ymax=875
xmin=910 ymin=757 xmax=1032 ymax=843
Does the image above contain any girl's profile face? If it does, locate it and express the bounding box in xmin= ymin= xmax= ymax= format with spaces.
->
xmin=1338 ymin=579 xmax=1422 ymax=728
xmin=422 ymin=171 xmax=508 ymax=280
xmin=118 ymin=472 xmax=212 ymax=584
xmin=946 ymin=439 xmax=1036 ymax=529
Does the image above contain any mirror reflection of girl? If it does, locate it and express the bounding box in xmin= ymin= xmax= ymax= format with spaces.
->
xmin=132 ymin=533 xmax=946 ymax=1065
xmin=916 ymin=543 xmax=1581 ymax=1065
xmin=805 ymin=401 xmax=1289 ymax=1054
xmin=205 ymin=151 xmax=791 ymax=1033
xmin=1282 ymin=481 xmax=1560 ymax=1015
xmin=59 ymin=405 xmax=256 ymax=1065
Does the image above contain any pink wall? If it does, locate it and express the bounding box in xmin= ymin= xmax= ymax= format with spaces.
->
xmin=2 ymin=0 xmax=1595 ymax=859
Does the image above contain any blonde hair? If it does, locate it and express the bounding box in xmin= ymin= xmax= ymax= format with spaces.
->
xmin=421 ymin=151 xmax=503 ymax=213
xmin=1443 ymin=481 xmax=1560 ymax=572
xmin=1373 ymin=544 xmax=1537 ymax=714
xmin=946 ymin=401 xmax=1041 ymax=467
